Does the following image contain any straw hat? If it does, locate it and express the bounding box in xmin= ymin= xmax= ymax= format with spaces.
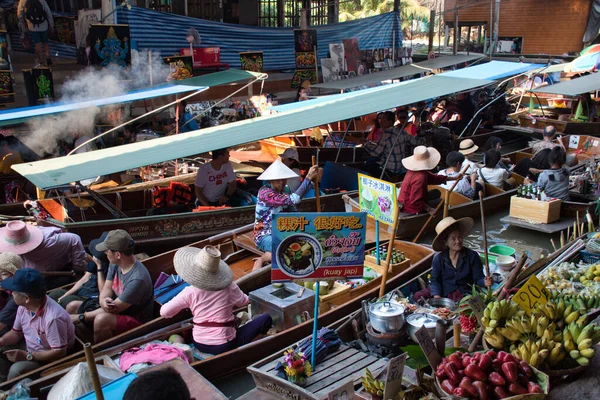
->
xmin=280 ymin=148 xmax=300 ymax=162
xmin=257 ymin=159 xmax=300 ymax=181
xmin=401 ymin=146 xmax=441 ymax=171
xmin=431 ymin=217 xmax=474 ymax=251
xmin=0 ymin=252 xmax=23 ymax=276
xmin=0 ymin=221 xmax=44 ymax=255
xmin=459 ymin=139 xmax=479 ymax=155
xmin=173 ymin=245 xmax=233 ymax=291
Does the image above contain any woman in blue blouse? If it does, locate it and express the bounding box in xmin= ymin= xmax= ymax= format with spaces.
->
xmin=415 ymin=217 xmax=492 ymax=302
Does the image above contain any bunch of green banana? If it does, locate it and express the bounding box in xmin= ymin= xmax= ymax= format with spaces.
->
xmin=510 ymin=338 xmax=557 ymax=368
xmin=563 ymin=322 xmax=600 ymax=366
xmin=362 ymin=368 xmax=385 ymax=396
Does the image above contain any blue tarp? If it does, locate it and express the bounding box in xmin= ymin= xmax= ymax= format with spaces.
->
xmin=0 ymin=85 xmax=206 ymax=124
xmin=117 ymin=6 xmax=401 ymax=71
xmin=441 ymin=61 xmax=544 ymax=80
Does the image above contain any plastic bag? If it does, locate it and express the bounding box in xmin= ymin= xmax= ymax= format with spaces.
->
xmin=47 ymin=362 xmax=124 ymax=400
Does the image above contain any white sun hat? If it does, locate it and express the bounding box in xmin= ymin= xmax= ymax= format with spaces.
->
xmin=257 ymin=159 xmax=300 ymax=181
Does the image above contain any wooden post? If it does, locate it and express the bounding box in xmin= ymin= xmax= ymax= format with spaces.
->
xmin=312 ymin=156 xmax=320 ymax=212
xmin=479 ymin=191 xmax=491 ymax=285
xmin=492 ymin=0 xmax=500 ymax=56
xmin=379 ymin=205 xmax=402 ymax=298
xmin=428 ymin=9 xmax=435 ymax=53
xmin=84 ymin=343 xmax=104 ymax=400
xmin=453 ymin=8 xmax=458 ymax=56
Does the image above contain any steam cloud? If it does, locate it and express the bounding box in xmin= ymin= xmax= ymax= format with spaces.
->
xmin=21 ymin=50 xmax=171 ymax=156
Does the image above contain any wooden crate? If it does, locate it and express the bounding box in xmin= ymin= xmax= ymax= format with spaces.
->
xmin=319 ymin=282 xmax=351 ymax=313
xmin=364 ymin=258 xmax=410 ymax=277
xmin=248 ymin=345 xmax=388 ymax=400
xmin=509 ymin=196 xmax=561 ymax=224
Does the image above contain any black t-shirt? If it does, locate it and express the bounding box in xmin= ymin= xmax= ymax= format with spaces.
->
xmin=78 ymin=260 xmax=109 ymax=298
xmin=0 ymin=296 xmax=18 ymax=334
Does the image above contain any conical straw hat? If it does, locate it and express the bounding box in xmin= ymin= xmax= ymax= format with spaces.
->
xmin=173 ymin=245 xmax=233 ymax=291
xmin=257 ymin=159 xmax=300 ymax=181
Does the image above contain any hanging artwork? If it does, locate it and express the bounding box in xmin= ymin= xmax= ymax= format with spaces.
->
xmin=295 ymin=52 xmax=316 ymax=69
xmin=343 ymin=38 xmax=360 ymax=73
xmin=51 ymin=16 xmax=75 ymax=44
xmin=88 ymin=24 xmax=131 ymax=67
xmin=0 ymin=70 xmax=14 ymax=104
xmin=23 ymin=67 xmax=54 ymax=105
xmin=293 ymin=29 xmax=318 ymax=88
xmin=321 ymin=58 xmax=338 ymax=83
xmin=164 ymin=55 xmax=193 ymax=81
xmin=239 ymin=51 xmax=264 ymax=72
xmin=329 ymin=43 xmax=345 ymax=73
xmin=0 ymin=31 xmax=9 ymax=70
xmin=294 ymin=29 xmax=317 ymax=52
xmin=75 ymin=10 xmax=101 ymax=49
xmin=291 ymin=70 xmax=317 ymax=89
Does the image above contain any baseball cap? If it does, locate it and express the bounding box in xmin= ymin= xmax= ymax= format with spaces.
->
xmin=89 ymin=231 xmax=109 ymax=262
xmin=2 ymin=268 xmax=45 ymax=294
xmin=95 ymin=230 xmax=135 ymax=252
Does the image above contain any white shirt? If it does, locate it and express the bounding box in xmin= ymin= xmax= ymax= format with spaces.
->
xmin=478 ymin=167 xmax=509 ymax=188
xmin=437 ymin=169 xmax=474 ymax=199
xmin=195 ymin=162 xmax=236 ymax=203
xmin=463 ymin=159 xmax=478 ymax=175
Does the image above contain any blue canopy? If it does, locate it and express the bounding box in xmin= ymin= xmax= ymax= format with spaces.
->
xmin=0 ymin=84 xmax=207 ymax=126
xmin=441 ymin=61 xmax=544 ymax=80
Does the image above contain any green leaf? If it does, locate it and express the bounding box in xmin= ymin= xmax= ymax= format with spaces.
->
xmin=400 ymin=345 xmax=430 ymax=369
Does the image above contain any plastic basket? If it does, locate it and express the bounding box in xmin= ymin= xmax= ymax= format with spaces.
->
xmin=580 ymin=250 xmax=600 ymax=264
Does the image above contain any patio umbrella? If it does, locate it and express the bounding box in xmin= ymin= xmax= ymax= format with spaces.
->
xmin=565 ymin=51 xmax=600 ymax=74
xmin=580 ymin=44 xmax=600 ymax=56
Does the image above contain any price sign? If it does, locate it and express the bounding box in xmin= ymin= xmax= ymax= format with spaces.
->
xmin=383 ymin=353 xmax=406 ymax=400
xmin=513 ymin=275 xmax=551 ymax=314
xmin=414 ymin=326 xmax=442 ymax=370
xmin=469 ymin=295 xmax=485 ymax=324
xmin=327 ymin=378 xmax=354 ymax=400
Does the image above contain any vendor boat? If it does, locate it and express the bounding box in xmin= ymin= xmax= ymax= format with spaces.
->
xmin=6 ymin=226 xmax=435 ymax=394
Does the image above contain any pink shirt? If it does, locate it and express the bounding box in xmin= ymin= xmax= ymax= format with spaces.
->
xmin=160 ymin=283 xmax=248 ymax=345
xmin=22 ymin=227 xmax=86 ymax=272
xmin=12 ymin=296 xmax=75 ymax=352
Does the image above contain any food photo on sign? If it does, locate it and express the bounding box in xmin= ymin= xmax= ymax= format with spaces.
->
xmin=271 ymin=212 xmax=366 ymax=282
xmin=358 ymin=174 xmax=397 ymax=226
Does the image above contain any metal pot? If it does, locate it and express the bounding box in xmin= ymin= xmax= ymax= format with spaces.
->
xmin=368 ymin=301 xmax=405 ymax=333
xmin=406 ymin=312 xmax=442 ymax=343
xmin=426 ymin=297 xmax=457 ymax=311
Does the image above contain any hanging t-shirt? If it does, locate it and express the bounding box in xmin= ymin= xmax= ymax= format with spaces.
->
xmin=194 ymin=162 xmax=236 ymax=203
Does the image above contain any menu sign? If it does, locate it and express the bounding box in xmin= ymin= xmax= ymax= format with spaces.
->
xmin=358 ymin=174 xmax=397 ymax=226
xmin=271 ymin=212 xmax=366 ymax=282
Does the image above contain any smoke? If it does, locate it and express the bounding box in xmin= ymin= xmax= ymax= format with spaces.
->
xmin=21 ymin=50 xmax=171 ymax=157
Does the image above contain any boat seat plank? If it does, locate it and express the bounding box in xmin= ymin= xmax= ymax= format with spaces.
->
xmin=228 ymin=257 xmax=255 ymax=280
xmin=348 ymin=358 xmax=388 ymax=387
xmin=233 ymin=232 xmax=263 ymax=256
xmin=306 ymin=353 xmax=381 ymax=394
xmin=260 ymin=345 xmax=357 ymax=374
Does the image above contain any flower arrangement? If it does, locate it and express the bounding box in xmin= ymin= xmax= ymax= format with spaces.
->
xmin=283 ymin=348 xmax=313 ymax=385
xmin=457 ymin=285 xmax=494 ymax=334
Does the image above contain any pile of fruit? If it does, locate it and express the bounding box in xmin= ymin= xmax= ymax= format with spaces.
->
xmin=482 ymin=298 xmax=600 ymax=368
xmin=361 ymin=367 xmax=385 ymax=397
xmin=539 ymin=261 xmax=600 ymax=295
xmin=436 ymin=350 xmax=545 ymax=399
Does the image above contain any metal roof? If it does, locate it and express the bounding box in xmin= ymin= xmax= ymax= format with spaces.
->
xmin=531 ymin=73 xmax=600 ymax=96
xmin=441 ymin=61 xmax=544 ymax=80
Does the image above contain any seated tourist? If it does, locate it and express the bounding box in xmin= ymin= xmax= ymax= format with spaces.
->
xmin=160 ymin=246 xmax=272 ymax=355
xmin=75 ymin=230 xmax=153 ymax=343
xmin=525 ymin=146 xmax=570 ymax=200
xmin=252 ymin=159 xmax=320 ymax=270
xmin=195 ymin=148 xmax=254 ymax=207
xmin=414 ymin=217 xmax=492 ymax=302
xmin=513 ymin=148 xmax=552 ymax=181
xmin=0 ymin=269 xmax=75 ymax=382
xmin=398 ymin=146 xmax=456 ymax=215
xmin=0 ymin=221 xmax=86 ymax=288
xmin=478 ymin=149 xmax=512 ymax=189
xmin=458 ymin=139 xmax=480 ymax=174
xmin=483 ymin=136 xmax=512 ymax=171
xmin=48 ymin=232 xmax=110 ymax=315
xmin=438 ymin=152 xmax=481 ymax=200
xmin=0 ymin=253 xmax=23 ymax=336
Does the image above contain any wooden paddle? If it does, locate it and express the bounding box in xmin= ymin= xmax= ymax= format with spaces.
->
xmin=311 ymin=156 xmax=321 ymax=212
xmin=479 ymin=191 xmax=491 ymax=287
xmin=412 ymin=164 xmax=469 ymax=243
xmin=378 ymin=205 xmax=402 ymax=298
xmin=84 ymin=343 xmax=104 ymax=400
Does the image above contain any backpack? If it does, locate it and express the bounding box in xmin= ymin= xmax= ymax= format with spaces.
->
xmin=24 ymin=0 xmax=47 ymax=27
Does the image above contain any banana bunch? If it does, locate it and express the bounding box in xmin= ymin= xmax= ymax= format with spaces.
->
xmin=563 ymin=322 xmax=600 ymax=366
xmin=510 ymin=338 xmax=559 ymax=368
xmin=362 ymin=368 xmax=385 ymax=397
xmin=482 ymin=300 xmax=523 ymax=349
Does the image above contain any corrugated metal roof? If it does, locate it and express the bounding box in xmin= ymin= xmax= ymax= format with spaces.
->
xmin=116 ymin=6 xmax=401 ymax=71
xmin=313 ymin=54 xmax=484 ymax=90
xmin=532 ymin=73 xmax=600 ymax=96
xmin=13 ymin=75 xmax=491 ymax=189
xmin=441 ymin=61 xmax=544 ymax=80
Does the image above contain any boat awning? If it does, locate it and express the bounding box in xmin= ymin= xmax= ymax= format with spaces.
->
xmin=174 ymin=69 xmax=267 ymax=87
xmin=531 ymin=73 xmax=600 ymax=96
xmin=530 ymin=63 xmax=569 ymax=74
xmin=312 ymin=54 xmax=484 ymax=91
xmin=0 ymin=85 xmax=207 ymax=127
xmin=13 ymin=74 xmax=492 ymax=189
xmin=441 ymin=61 xmax=544 ymax=80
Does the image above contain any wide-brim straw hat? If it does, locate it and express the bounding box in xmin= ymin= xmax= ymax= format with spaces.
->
xmin=459 ymin=139 xmax=479 ymax=155
xmin=257 ymin=159 xmax=300 ymax=181
xmin=280 ymin=148 xmax=300 ymax=162
xmin=173 ymin=245 xmax=233 ymax=291
xmin=402 ymin=146 xmax=441 ymax=171
xmin=0 ymin=252 xmax=23 ymax=276
xmin=431 ymin=217 xmax=474 ymax=251
xmin=0 ymin=221 xmax=44 ymax=255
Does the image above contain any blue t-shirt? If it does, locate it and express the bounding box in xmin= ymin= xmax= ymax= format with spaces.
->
xmin=179 ymin=112 xmax=199 ymax=133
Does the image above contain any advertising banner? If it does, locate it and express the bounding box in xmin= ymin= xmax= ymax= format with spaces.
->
xmin=358 ymin=173 xmax=397 ymax=226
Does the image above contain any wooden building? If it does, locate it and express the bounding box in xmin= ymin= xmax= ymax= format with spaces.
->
xmin=444 ymin=0 xmax=592 ymax=55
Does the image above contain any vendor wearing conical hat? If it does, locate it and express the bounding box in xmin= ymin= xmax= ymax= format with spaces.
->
xmin=414 ymin=217 xmax=492 ymax=302
xmin=160 ymin=246 xmax=272 ymax=355
xmin=398 ymin=146 xmax=457 ymax=215
xmin=252 ymin=159 xmax=320 ymax=271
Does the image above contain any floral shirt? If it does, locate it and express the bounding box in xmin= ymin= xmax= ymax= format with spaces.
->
xmin=253 ymin=179 xmax=313 ymax=246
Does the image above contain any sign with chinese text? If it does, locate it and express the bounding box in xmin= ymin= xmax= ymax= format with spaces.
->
xmin=513 ymin=275 xmax=550 ymax=315
xmin=271 ymin=212 xmax=366 ymax=282
xmin=358 ymin=174 xmax=397 ymax=226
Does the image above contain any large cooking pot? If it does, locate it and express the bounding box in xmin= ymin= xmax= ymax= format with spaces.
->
xmin=368 ymin=301 xmax=405 ymax=333
xmin=406 ymin=312 xmax=442 ymax=342
xmin=426 ymin=297 xmax=456 ymax=311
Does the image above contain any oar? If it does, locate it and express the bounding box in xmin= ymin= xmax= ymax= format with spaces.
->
xmin=378 ymin=205 xmax=402 ymax=298
xmin=84 ymin=343 xmax=104 ymax=400
xmin=479 ymin=191 xmax=491 ymax=287
xmin=413 ymin=164 xmax=469 ymax=243
xmin=311 ymin=156 xmax=321 ymax=212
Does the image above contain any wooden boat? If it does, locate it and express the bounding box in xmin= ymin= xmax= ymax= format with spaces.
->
xmin=11 ymin=231 xmax=435 ymax=394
